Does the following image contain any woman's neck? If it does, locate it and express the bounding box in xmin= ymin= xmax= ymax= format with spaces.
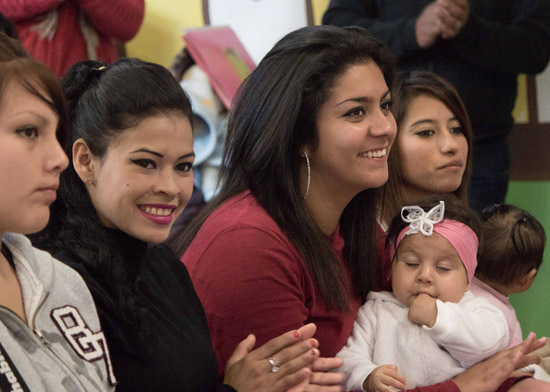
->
xmin=304 ymin=189 xmax=351 ymax=236
xmin=0 ymin=248 xmax=12 ymax=279
xmin=402 ymin=187 xmax=432 ymax=206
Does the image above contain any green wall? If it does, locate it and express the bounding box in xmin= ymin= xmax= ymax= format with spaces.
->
xmin=507 ymin=181 xmax=550 ymax=339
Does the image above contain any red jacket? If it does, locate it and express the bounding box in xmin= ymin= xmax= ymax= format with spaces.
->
xmin=1 ymin=0 xmax=144 ymax=77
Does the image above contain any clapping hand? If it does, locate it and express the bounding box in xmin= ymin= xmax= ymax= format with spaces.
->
xmin=224 ymin=323 xmax=345 ymax=392
xmin=452 ymin=333 xmax=547 ymax=392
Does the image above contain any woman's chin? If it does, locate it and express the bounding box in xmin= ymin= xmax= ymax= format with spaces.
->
xmin=131 ymin=227 xmax=171 ymax=244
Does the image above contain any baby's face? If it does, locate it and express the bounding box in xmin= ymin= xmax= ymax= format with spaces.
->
xmin=392 ymin=232 xmax=470 ymax=308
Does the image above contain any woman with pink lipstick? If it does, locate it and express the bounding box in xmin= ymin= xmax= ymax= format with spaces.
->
xmin=174 ymin=25 xmax=397 ymax=379
xmin=0 ymin=33 xmax=115 ymax=391
xmin=34 ymin=57 xmax=343 ymax=392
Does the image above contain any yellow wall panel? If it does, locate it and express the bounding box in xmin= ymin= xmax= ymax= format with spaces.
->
xmin=126 ymin=0 xmax=203 ymax=67
xmin=126 ymin=0 xmax=330 ymax=67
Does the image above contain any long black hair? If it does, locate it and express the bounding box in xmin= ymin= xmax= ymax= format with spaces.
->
xmin=33 ymin=58 xmax=192 ymax=338
xmin=172 ymin=25 xmax=396 ymax=309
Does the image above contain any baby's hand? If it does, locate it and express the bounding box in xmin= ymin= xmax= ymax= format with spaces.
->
xmin=408 ymin=293 xmax=437 ymax=327
xmin=363 ymin=364 xmax=406 ymax=392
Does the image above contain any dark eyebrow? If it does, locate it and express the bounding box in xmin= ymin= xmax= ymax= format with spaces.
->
xmin=409 ymin=119 xmax=436 ymax=128
xmin=178 ymin=152 xmax=195 ymax=160
xmin=12 ymin=110 xmax=49 ymax=124
xmin=336 ymin=89 xmax=390 ymax=107
xmin=409 ymin=116 xmax=460 ymax=130
xmin=130 ymin=148 xmax=163 ymax=157
xmin=130 ymin=148 xmax=195 ymax=160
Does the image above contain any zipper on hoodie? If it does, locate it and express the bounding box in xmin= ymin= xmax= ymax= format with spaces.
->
xmin=32 ymin=328 xmax=50 ymax=348
xmin=25 ymin=292 xmax=92 ymax=392
xmin=31 ymin=326 xmax=92 ymax=391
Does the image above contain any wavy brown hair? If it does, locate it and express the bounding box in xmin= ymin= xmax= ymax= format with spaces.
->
xmin=379 ymin=71 xmax=473 ymax=224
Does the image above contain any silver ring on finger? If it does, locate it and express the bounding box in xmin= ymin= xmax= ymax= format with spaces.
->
xmin=267 ymin=356 xmax=281 ymax=373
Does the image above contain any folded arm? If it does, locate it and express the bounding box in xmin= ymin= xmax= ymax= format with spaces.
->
xmin=0 ymin=0 xmax=63 ymax=21
xmin=76 ymin=0 xmax=144 ymax=41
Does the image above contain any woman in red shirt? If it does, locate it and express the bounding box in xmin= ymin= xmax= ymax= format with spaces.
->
xmin=176 ymin=27 xmax=545 ymax=392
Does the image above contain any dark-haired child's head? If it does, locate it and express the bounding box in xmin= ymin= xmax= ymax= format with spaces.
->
xmin=477 ymin=204 xmax=545 ymax=294
xmin=387 ymin=194 xmax=482 ymax=307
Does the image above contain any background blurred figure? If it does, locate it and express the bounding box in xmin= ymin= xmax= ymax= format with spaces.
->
xmin=323 ymin=0 xmax=550 ymax=211
xmin=0 ymin=0 xmax=144 ymax=78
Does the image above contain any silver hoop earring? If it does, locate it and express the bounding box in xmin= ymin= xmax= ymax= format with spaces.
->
xmin=302 ymin=152 xmax=310 ymax=200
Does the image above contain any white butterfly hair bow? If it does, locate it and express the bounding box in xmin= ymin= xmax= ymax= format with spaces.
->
xmin=401 ymin=200 xmax=445 ymax=237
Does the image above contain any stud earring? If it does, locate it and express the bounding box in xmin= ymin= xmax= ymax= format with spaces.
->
xmin=302 ymin=152 xmax=310 ymax=200
xmin=85 ymin=176 xmax=93 ymax=185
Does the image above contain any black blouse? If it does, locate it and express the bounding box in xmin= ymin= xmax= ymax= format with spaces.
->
xmin=50 ymin=229 xmax=235 ymax=392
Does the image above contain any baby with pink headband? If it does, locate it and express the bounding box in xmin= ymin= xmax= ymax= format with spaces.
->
xmin=337 ymin=195 xmax=511 ymax=392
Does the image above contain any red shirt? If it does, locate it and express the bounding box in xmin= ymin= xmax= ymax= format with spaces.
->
xmin=2 ymin=0 xmax=144 ymax=78
xmin=182 ymin=191 xmax=361 ymax=375
xmin=376 ymin=223 xmax=393 ymax=291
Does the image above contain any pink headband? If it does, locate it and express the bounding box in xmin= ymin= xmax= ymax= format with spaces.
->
xmin=395 ymin=201 xmax=478 ymax=282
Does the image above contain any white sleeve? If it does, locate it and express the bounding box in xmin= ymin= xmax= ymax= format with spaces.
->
xmin=424 ymin=293 xmax=509 ymax=367
xmin=521 ymin=364 xmax=550 ymax=382
xmin=336 ymin=300 xmax=379 ymax=392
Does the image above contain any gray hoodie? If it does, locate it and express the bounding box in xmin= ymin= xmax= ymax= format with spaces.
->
xmin=0 ymin=233 xmax=115 ymax=392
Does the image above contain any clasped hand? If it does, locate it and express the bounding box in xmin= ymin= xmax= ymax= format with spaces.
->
xmin=416 ymin=0 xmax=470 ymax=48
